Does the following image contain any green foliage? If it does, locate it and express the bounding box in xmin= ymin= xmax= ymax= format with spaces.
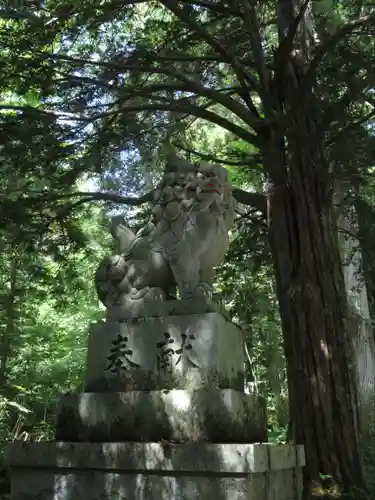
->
xmin=0 ymin=202 xmax=111 ymax=446
xmin=0 ymin=0 xmax=375 ymax=496
xmin=0 ymin=0 xmax=374 ymax=247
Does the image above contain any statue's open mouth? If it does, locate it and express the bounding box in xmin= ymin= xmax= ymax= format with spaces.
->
xmin=206 ymin=183 xmax=220 ymax=194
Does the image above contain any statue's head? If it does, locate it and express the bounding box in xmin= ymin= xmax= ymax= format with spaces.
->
xmin=164 ymin=152 xmax=197 ymax=175
xmin=198 ymin=162 xmax=229 ymax=182
xmin=149 ymin=155 xmax=235 ymax=228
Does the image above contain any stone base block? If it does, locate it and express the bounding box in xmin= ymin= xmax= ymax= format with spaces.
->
xmin=85 ymin=313 xmax=244 ymax=392
xmin=5 ymin=442 xmax=305 ymax=500
xmin=106 ymin=297 xmax=230 ymax=322
xmin=55 ymin=389 xmax=267 ymax=443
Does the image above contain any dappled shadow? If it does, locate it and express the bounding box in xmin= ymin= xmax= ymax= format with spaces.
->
xmin=7 ymin=383 xmax=270 ymax=499
xmin=0 ymin=463 xmax=10 ymax=500
xmin=7 ymin=309 xmax=272 ymax=499
xmin=54 ymin=387 xmax=267 ymax=445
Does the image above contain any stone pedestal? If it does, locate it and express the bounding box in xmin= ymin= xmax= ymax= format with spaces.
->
xmin=5 ymin=306 xmax=305 ymax=499
xmin=55 ymin=389 xmax=266 ymax=443
xmin=5 ymin=442 xmax=305 ymax=500
xmin=84 ymin=312 xmax=245 ymax=392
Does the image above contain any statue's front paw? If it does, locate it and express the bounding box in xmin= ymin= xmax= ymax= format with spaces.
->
xmin=98 ymin=284 xmax=123 ymax=307
xmin=106 ymin=255 xmax=128 ymax=282
xmin=129 ymin=286 xmax=166 ymax=302
xmin=191 ymin=283 xmax=213 ymax=301
xmin=144 ymin=287 xmax=166 ymax=302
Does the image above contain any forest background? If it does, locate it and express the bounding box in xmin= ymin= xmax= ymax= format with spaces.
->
xmin=0 ymin=0 xmax=375 ymax=499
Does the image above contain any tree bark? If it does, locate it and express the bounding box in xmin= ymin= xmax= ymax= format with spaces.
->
xmin=262 ymin=57 xmax=366 ymax=497
xmin=337 ymin=195 xmax=375 ymax=440
xmin=355 ymin=197 xmax=375 ymax=321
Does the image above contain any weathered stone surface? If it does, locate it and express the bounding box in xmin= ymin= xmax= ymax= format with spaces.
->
xmin=266 ymin=469 xmax=295 ymax=500
xmin=85 ymin=313 xmax=244 ymax=392
xmin=5 ymin=442 xmax=305 ymax=500
xmin=9 ymin=472 xmax=250 ymax=500
xmin=106 ymin=297 xmax=229 ymax=322
xmin=95 ymin=156 xmax=237 ymax=316
xmin=55 ymin=389 xmax=267 ymax=443
xmin=268 ymin=444 xmax=297 ymax=471
xmin=4 ymin=442 xmax=270 ymax=473
xmin=296 ymin=445 xmax=306 ymax=468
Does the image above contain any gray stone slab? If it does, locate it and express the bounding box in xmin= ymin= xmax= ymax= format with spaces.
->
xmin=55 ymin=389 xmax=267 ymax=443
xmin=85 ymin=313 xmax=244 ymax=392
xmin=296 ymin=445 xmax=306 ymax=467
xmin=268 ymin=445 xmax=296 ymax=471
xmin=294 ymin=464 xmax=304 ymax=500
xmin=9 ymin=471 xmax=250 ymax=500
xmin=249 ymin=474 xmax=267 ymax=499
xmin=266 ymin=469 xmax=295 ymax=500
xmin=106 ymin=297 xmax=230 ymax=322
xmin=4 ymin=442 xmax=271 ymax=473
xmin=5 ymin=443 xmax=304 ymax=500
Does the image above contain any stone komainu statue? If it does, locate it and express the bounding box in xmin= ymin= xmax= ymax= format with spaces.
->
xmin=95 ymin=155 xmax=236 ymax=313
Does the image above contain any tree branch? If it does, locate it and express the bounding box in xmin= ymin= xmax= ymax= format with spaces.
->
xmin=108 ymin=0 xmax=244 ymax=15
xmin=49 ymin=53 xmax=264 ymax=128
xmin=159 ymin=0 xmax=256 ymax=92
xmin=179 ymin=0 xmax=243 ymax=16
xmin=12 ymin=190 xmax=155 ymax=207
xmin=172 ymin=143 xmax=262 ymax=167
xmin=239 ymin=0 xmax=270 ymax=108
xmin=322 ymin=72 xmax=374 ymax=129
xmin=232 ymin=188 xmax=267 ymax=214
xmin=111 ymin=82 xmax=264 ymax=130
xmin=11 ymin=185 xmax=266 ymax=217
xmin=274 ymin=0 xmax=311 ymax=77
xmin=0 ymin=105 xmax=54 ymax=117
xmin=302 ymin=12 xmax=375 ymax=95
xmin=90 ymin=101 xmax=259 ymax=146
xmin=150 ymin=53 xmax=229 ymax=63
xmin=326 ymin=108 xmax=375 ymax=146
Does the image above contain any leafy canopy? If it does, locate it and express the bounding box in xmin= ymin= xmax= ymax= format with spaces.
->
xmin=1 ymin=0 xmax=374 ymax=236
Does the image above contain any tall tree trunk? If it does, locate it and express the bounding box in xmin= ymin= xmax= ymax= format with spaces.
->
xmin=261 ymin=58 xmax=366 ymax=497
xmin=355 ymin=197 xmax=375 ymax=321
xmin=337 ymin=195 xmax=375 ymax=497
xmin=253 ymin=2 xmax=368 ymax=496
xmin=337 ymin=197 xmax=375 ymax=440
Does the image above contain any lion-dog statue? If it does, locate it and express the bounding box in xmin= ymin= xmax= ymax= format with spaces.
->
xmin=95 ymin=155 xmax=236 ymax=315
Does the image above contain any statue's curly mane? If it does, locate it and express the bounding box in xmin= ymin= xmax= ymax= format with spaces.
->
xmin=153 ymin=163 xmax=234 ymax=226
xmin=95 ymin=158 xmax=237 ymax=310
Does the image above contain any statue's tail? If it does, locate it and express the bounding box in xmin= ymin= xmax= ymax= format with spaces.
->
xmin=110 ymin=216 xmax=136 ymax=255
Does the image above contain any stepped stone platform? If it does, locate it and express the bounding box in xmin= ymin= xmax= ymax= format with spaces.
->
xmin=5 ymin=442 xmax=305 ymax=500
xmin=55 ymin=389 xmax=267 ymax=443
xmin=54 ymin=312 xmax=267 ymax=444
xmin=4 ymin=310 xmax=305 ymax=499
